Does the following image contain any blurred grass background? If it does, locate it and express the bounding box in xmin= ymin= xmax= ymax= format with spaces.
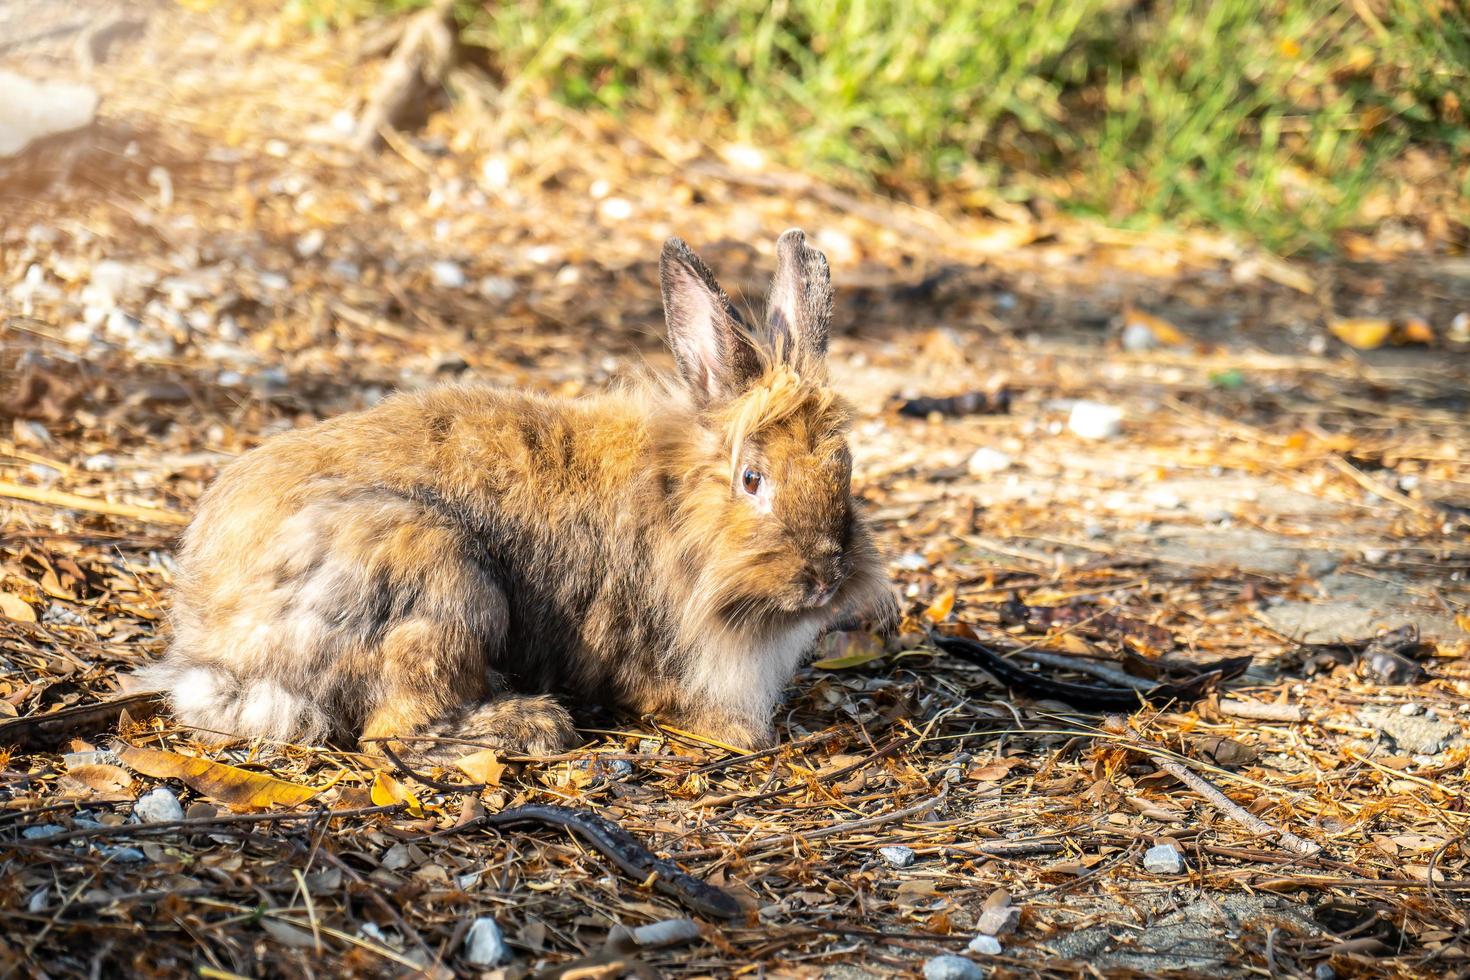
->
xmin=293 ymin=0 xmax=1469 ymax=255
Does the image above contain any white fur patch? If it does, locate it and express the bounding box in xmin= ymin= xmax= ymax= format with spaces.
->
xmin=237 ymin=680 xmax=301 ymax=738
xmin=169 ymin=666 xmax=226 ymax=720
xmin=688 ymin=618 xmax=822 ymax=721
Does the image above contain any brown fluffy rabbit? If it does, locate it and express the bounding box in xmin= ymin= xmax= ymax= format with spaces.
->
xmin=134 ymin=230 xmax=896 ymax=757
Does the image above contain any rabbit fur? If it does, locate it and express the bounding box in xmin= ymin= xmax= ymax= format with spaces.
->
xmin=134 ymin=229 xmax=897 ymax=757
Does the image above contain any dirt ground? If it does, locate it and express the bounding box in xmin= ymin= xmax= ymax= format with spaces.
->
xmin=3 ymin=3 xmax=1470 ymax=978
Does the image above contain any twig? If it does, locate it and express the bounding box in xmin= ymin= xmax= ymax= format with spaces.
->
xmin=1152 ymin=755 xmax=1320 ymax=856
xmin=0 ymin=480 xmax=189 ymax=526
xmin=1218 ymin=699 xmax=1308 ymax=723
xmin=672 ymin=784 xmax=949 ymax=861
xmin=1019 ymin=649 xmax=1154 ymax=691
xmin=1327 ymin=454 xmax=1438 ymax=519
xmin=8 ymin=803 xmax=407 ymax=846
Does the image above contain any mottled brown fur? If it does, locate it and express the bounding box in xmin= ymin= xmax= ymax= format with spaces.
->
xmin=135 ymin=230 xmax=896 ymax=755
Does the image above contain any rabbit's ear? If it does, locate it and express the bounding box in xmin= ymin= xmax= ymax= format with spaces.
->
xmin=660 ymin=238 xmax=763 ymax=401
xmin=765 ymin=228 xmax=831 ymax=375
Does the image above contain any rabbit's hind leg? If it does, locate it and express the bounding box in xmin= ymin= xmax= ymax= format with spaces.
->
xmin=404 ymin=683 xmax=577 ymax=762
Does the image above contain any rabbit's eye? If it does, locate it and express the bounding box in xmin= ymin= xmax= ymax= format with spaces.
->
xmin=742 ymin=468 xmax=763 ymax=495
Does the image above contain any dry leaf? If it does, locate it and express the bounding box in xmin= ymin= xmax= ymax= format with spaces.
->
xmin=1328 ymin=317 xmax=1392 ymax=350
xmin=0 ymin=592 xmax=36 ymax=623
xmin=116 ymin=743 xmax=319 ymax=811
xmin=454 ymin=749 xmax=505 ymax=786
xmin=1188 ymin=735 xmax=1259 ymax=769
xmin=811 ymin=631 xmax=885 ymax=670
xmin=924 ymin=587 xmax=956 ymax=623
xmin=371 ymin=770 xmax=425 ymax=817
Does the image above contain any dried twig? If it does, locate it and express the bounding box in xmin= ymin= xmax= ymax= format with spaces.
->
xmin=0 ymin=480 xmax=190 ymax=525
xmin=1150 ymin=754 xmax=1321 ymax=857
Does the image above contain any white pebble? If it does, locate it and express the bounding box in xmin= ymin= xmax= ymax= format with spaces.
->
xmin=1142 ymin=843 xmax=1184 ymax=874
xmin=430 ymin=261 xmax=466 ymax=289
xmin=895 ymin=552 xmax=928 ymax=571
xmin=967 ymin=935 xmax=1002 ymax=955
xmin=1120 ymin=321 xmax=1158 ymax=351
xmin=966 ymin=447 xmax=1012 ymax=476
xmin=879 ymin=846 xmax=917 ymax=868
xmin=478 ymin=276 xmax=516 ymax=301
xmin=82 ymin=453 xmax=117 ymax=472
xmin=295 ymin=229 xmax=325 ymax=259
xmin=462 ymin=916 xmax=511 ymax=966
xmin=1068 ymin=401 xmax=1123 ymax=440
xmin=132 ymin=787 xmax=183 ymax=824
xmin=923 ymin=954 xmax=984 ymax=980
xmin=597 ymin=197 xmax=633 ymax=222
xmin=1399 ymin=703 xmax=1424 ymax=717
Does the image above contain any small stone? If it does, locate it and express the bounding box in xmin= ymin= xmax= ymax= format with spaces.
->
xmin=430 ymin=260 xmax=466 ymax=289
xmin=1067 ymin=401 xmax=1123 ymax=440
xmin=1120 ymin=321 xmax=1158 ymax=351
xmin=966 ymin=935 xmax=1002 ymax=956
xmin=21 ymin=824 xmax=66 ymax=839
xmin=895 ymin=552 xmax=928 ymax=571
xmin=13 ymin=419 xmax=51 ymax=447
xmin=966 ymin=447 xmax=1012 ymax=476
xmin=131 ymin=787 xmax=183 ymax=824
xmin=81 ymin=453 xmax=116 ymax=472
xmin=328 ymin=259 xmax=361 ymax=282
xmin=1449 ymin=312 xmax=1470 ymax=344
xmin=295 ymin=229 xmax=325 ymax=259
xmin=879 ymin=846 xmax=917 ymax=868
xmin=597 ymin=197 xmax=633 ymax=221
xmin=1143 ymin=843 xmax=1184 ymax=874
xmin=257 ymin=271 xmax=289 ymax=291
xmin=1360 ymin=548 xmax=1387 ymax=564
xmin=478 ymin=275 xmax=517 ymax=301
xmin=605 ymin=759 xmax=634 ymax=778
xmin=102 ymin=846 xmax=147 ymax=863
xmin=1400 ymin=703 xmax=1424 ymax=717
xmin=923 ymin=954 xmax=984 ymax=980
xmin=380 ymin=842 xmax=411 ymax=870
xmin=1314 ymin=964 xmax=1336 ymax=980
xmin=975 ymin=904 xmax=1020 ymax=936
xmin=462 ymin=916 xmax=511 ymax=966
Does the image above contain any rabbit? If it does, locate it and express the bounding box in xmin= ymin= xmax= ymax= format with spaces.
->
xmin=133 ymin=229 xmax=898 ymax=759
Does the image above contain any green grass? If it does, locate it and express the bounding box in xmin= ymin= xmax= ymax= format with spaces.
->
xmin=306 ymin=0 xmax=1470 ymax=255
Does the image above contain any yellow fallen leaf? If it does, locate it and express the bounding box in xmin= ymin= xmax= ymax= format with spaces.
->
xmin=1123 ymin=306 xmax=1188 ymax=345
xmin=924 ymin=587 xmax=957 ymax=623
xmin=116 ymin=744 xmax=319 ymax=811
xmin=0 ymin=592 xmax=36 ymax=623
xmin=811 ymin=631 xmax=885 ymax=670
xmin=1329 ymin=317 xmax=1392 ymax=350
xmin=371 ymin=770 xmax=424 ymax=817
xmin=453 ymin=749 xmax=504 ymax=787
xmin=1456 ymin=613 xmax=1470 ymax=635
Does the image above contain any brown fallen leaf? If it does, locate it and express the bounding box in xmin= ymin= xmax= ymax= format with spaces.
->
xmin=116 ymin=743 xmax=320 ymax=811
xmin=0 ymin=591 xmax=37 ymax=624
xmin=59 ymin=763 xmax=134 ymax=800
xmin=454 ymin=749 xmax=504 ymax=786
xmin=1187 ymin=735 xmax=1259 ymax=769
